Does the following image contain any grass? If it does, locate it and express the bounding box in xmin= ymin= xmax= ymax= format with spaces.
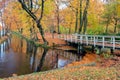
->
xmin=11 ymin=31 xmax=50 ymax=48
xmin=102 ymin=53 xmax=114 ymax=59
xmin=3 ymin=63 xmax=120 ymax=80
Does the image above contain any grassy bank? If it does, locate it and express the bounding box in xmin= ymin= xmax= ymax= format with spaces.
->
xmin=3 ymin=63 xmax=120 ymax=80
xmin=11 ymin=31 xmax=50 ymax=48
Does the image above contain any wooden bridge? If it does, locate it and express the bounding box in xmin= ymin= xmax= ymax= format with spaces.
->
xmin=58 ymin=34 xmax=120 ymax=49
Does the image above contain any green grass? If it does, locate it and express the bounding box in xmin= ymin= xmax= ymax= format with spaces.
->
xmin=11 ymin=31 xmax=50 ymax=48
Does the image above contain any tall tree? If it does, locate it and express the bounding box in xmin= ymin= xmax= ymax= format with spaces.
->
xmin=54 ymin=0 xmax=61 ymax=34
xmin=102 ymin=0 xmax=120 ymax=33
xmin=83 ymin=0 xmax=89 ymax=34
xmin=78 ymin=0 xmax=89 ymax=34
xmin=18 ymin=0 xmax=48 ymax=45
xmin=79 ymin=0 xmax=83 ymax=34
xmin=112 ymin=0 xmax=120 ymax=33
xmin=66 ymin=0 xmax=80 ymax=33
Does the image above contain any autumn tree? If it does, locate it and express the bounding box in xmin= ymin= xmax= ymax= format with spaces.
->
xmin=66 ymin=0 xmax=90 ymax=34
xmin=18 ymin=0 xmax=48 ymax=45
xmin=54 ymin=0 xmax=61 ymax=34
xmin=112 ymin=0 xmax=120 ymax=33
xmin=3 ymin=1 xmax=31 ymax=35
xmin=60 ymin=7 xmax=75 ymax=34
xmin=42 ymin=0 xmax=56 ymax=33
xmin=59 ymin=0 xmax=103 ymax=34
xmin=65 ymin=0 xmax=79 ymax=33
xmin=102 ymin=0 xmax=120 ymax=33
xmin=69 ymin=0 xmax=79 ymax=33
xmin=78 ymin=0 xmax=89 ymax=34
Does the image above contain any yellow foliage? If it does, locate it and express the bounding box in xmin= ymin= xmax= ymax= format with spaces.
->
xmin=117 ymin=3 xmax=120 ymax=17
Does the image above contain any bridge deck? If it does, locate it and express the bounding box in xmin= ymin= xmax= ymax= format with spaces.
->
xmin=58 ymin=34 xmax=120 ymax=49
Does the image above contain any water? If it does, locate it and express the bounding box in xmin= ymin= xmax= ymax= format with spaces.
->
xmin=0 ymin=35 xmax=80 ymax=78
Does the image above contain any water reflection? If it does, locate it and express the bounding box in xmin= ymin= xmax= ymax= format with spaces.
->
xmin=0 ymin=35 xmax=82 ymax=78
xmin=37 ymin=48 xmax=48 ymax=71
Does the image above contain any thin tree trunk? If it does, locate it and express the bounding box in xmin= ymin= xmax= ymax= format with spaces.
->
xmin=83 ymin=12 xmax=88 ymax=34
xmin=56 ymin=5 xmax=60 ymax=34
xmin=105 ymin=24 xmax=108 ymax=33
xmin=69 ymin=23 xmax=72 ymax=34
xmin=105 ymin=18 xmax=110 ymax=33
xmin=74 ymin=9 xmax=78 ymax=33
xmin=114 ymin=19 xmax=118 ymax=33
xmin=83 ymin=0 xmax=89 ymax=34
xmin=37 ymin=22 xmax=48 ymax=45
xmin=78 ymin=0 xmax=83 ymax=34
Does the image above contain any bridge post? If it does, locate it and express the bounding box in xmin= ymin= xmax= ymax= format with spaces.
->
xmin=90 ymin=36 xmax=92 ymax=41
xmin=110 ymin=49 xmax=114 ymax=54
xmin=102 ymin=36 xmax=105 ymax=48
xmin=70 ymin=35 xmax=72 ymax=42
xmin=77 ymin=42 xmax=84 ymax=61
xmin=80 ymin=36 xmax=83 ymax=44
xmin=94 ymin=36 xmax=96 ymax=47
xmin=86 ymin=36 xmax=88 ymax=45
xmin=77 ymin=42 xmax=80 ymax=53
xmin=112 ymin=36 xmax=115 ymax=49
xmin=77 ymin=42 xmax=84 ymax=54
xmin=92 ymin=46 xmax=95 ymax=53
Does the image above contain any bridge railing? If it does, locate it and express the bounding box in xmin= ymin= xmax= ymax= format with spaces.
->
xmin=58 ymin=34 xmax=120 ymax=49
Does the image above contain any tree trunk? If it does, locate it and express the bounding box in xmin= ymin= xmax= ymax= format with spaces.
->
xmin=79 ymin=0 xmax=89 ymax=34
xmin=74 ymin=9 xmax=78 ymax=33
xmin=56 ymin=6 xmax=60 ymax=34
xmin=105 ymin=15 xmax=110 ymax=33
xmin=78 ymin=0 xmax=83 ymax=34
xmin=69 ymin=23 xmax=72 ymax=34
xmin=83 ymin=11 xmax=88 ymax=34
xmin=114 ymin=19 xmax=118 ymax=33
xmin=18 ymin=0 xmax=48 ymax=45
xmin=83 ymin=0 xmax=89 ymax=34
xmin=105 ymin=18 xmax=110 ymax=33
xmin=37 ymin=22 xmax=48 ymax=45
xmin=105 ymin=24 xmax=108 ymax=33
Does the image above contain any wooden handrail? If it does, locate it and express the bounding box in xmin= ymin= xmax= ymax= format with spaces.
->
xmin=58 ymin=34 xmax=120 ymax=49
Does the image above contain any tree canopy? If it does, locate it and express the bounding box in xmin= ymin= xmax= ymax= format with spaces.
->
xmin=0 ymin=0 xmax=120 ymax=37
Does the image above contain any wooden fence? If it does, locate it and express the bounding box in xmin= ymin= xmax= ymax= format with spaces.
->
xmin=58 ymin=34 xmax=120 ymax=49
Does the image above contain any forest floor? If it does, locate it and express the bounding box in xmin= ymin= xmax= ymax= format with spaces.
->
xmin=2 ymin=33 xmax=120 ymax=79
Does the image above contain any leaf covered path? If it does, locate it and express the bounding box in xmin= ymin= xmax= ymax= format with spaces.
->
xmin=4 ymin=62 xmax=120 ymax=80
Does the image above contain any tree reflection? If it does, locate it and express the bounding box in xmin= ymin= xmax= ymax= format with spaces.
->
xmin=37 ymin=48 xmax=48 ymax=72
xmin=31 ymin=46 xmax=37 ymax=71
xmin=27 ymin=43 xmax=49 ymax=72
xmin=26 ymin=43 xmax=83 ymax=72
